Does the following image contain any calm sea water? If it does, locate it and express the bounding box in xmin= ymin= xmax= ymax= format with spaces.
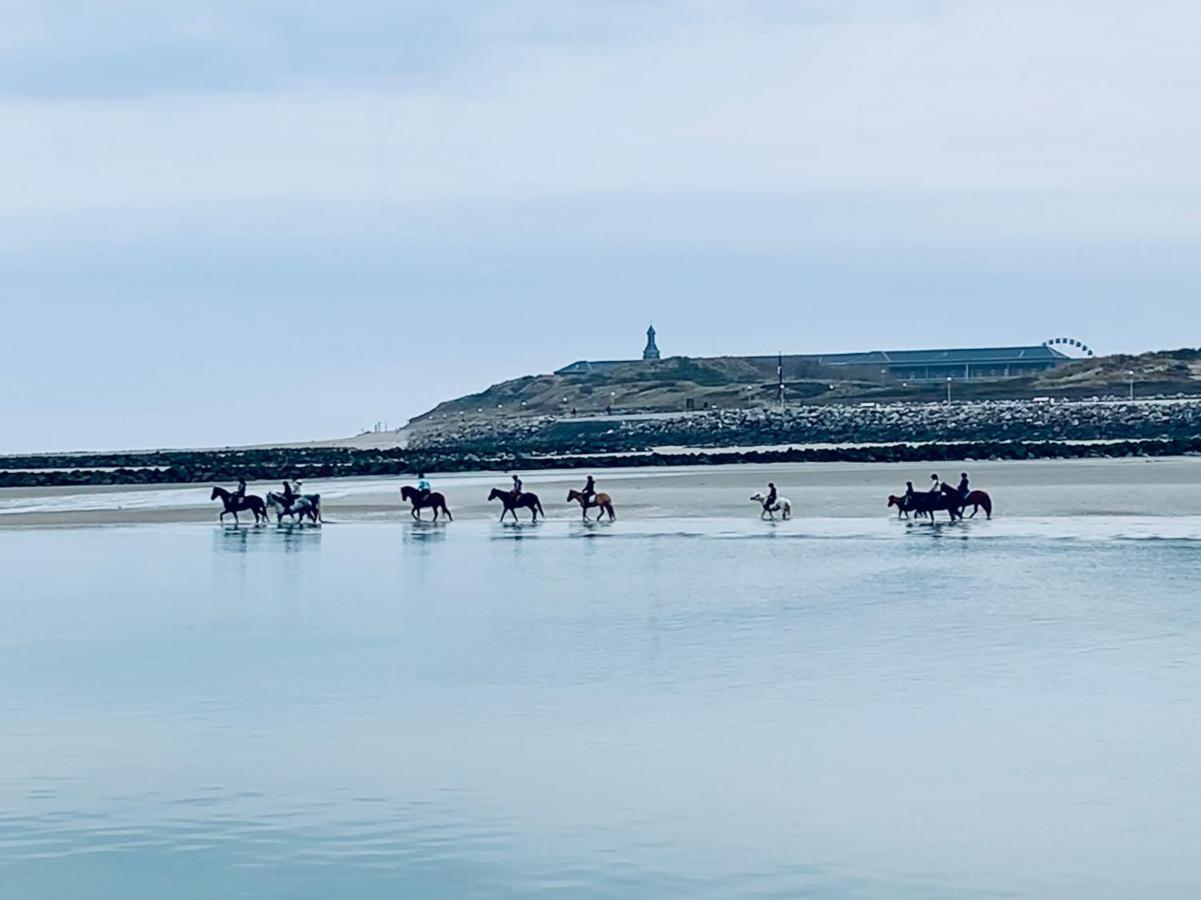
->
xmin=2 ymin=519 xmax=1200 ymax=898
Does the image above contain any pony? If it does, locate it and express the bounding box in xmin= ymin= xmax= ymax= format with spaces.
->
xmin=905 ymin=487 xmax=961 ymax=523
xmin=266 ymin=491 xmax=322 ymax=525
xmin=210 ymin=486 xmax=268 ymax=525
xmin=750 ymin=492 xmax=791 ymax=520
xmin=567 ymin=488 xmax=615 ymax=522
xmin=400 ymin=485 xmax=453 ymax=521
xmin=488 ymin=487 xmax=544 ymax=523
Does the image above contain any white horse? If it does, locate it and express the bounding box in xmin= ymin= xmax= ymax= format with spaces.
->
xmin=750 ymin=492 xmax=791 ymax=520
xmin=266 ymin=491 xmax=322 ymax=525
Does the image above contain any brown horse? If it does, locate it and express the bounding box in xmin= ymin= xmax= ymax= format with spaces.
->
xmin=567 ymin=488 xmax=615 ymax=521
xmin=400 ymin=485 xmax=453 ymax=521
xmin=488 ymin=487 xmax=544 ymax=523
xmin=210 ymin=486 xmax=269 ymax=525
xmin=960 ymin=490 xmax=993 ymax=519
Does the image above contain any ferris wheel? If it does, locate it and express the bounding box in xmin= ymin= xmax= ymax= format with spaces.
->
xmin=1043 ymin=337 xmax=1094 ymax=358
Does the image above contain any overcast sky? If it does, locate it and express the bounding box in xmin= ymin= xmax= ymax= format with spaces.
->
xmin=3 ymin=1 xmax=1200 ymax=451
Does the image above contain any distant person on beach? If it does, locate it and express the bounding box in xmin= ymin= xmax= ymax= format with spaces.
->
xmin=763 ymin=482 xmax=778 ymax=513
xmin=929 ymin=473 xmax=941 ymax=493
xmin=957 ymin=472 xmax=971 ymax=500
xmin=417 ymin=472 xmax=431 ymax=501
xmin=581 ymin=475 xmax=596 ymax=507
xmin=234 ymin=477 xmax=247 ymax=502
xmin=281 ymin=479 xmax=296 ymax=509
xmin=511 ymin=473 xmax=523 ymax=498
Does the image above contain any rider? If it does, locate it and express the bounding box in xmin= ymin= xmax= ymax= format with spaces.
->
xmin=581 ymin=475 xmax=596 ymax=507
xmin=511 ymin=473 xmax=523 ymax=499
xmin=233 ymin=477 xmax=247 ymax=502
xmin=929 ymin=473 xmax=941 ymax=494
xmin=957 ymin=472 xmax=970 ymax=501
xmin=281 ymin=479 xmax=296 ymax=509
xmin=416 ymin=472 xmax=431 ymax=502
xmin=763 ymin=482 xmax=778 ymax=513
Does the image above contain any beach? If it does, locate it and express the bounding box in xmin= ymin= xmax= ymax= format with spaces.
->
xmin=3 ymin=456 xmax=1201 ymax=527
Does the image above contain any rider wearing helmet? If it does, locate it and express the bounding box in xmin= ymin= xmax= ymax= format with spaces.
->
xmin=957 ymin=472 xmax=970 ymax=501
xmin=416 ymin=472 xmax=431 ymax=502
xmin=281 ymin=479 xmax=296 ymax=511
xmin=511 ymin=473 xmax=523 ymax=500
xmin=764 ymin=482 xmax=778 ymax=513
xmin=234 ymin=477 xmax=247 ymax=502
xmin=929 ymin=473 xmax=941 ymax=494
xmin=581 ymin=475 xmax=596 ymax=507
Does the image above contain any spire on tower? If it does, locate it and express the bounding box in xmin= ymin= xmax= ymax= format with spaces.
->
xmin=643 ymin=324 xmax=661 ymax=360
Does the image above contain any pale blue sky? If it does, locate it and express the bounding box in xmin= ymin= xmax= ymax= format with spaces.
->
xmin=3 ymin=1 xmax=1200 ymax=451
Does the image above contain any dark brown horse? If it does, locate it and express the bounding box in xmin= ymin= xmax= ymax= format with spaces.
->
xmin=488 ymin=488 xmax=544 ymax=523
xmin=400 ymin=485 xmax=453 ymax=521
xmin=959 ymin=489 xmax=993 ymax=519
xmin=567 ymin=488 xmax=615 ymax=521
xmin=210 ymin=486 xmax=268 ymax=524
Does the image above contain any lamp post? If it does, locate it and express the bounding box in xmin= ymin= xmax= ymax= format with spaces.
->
xmin=945 ymin=376 xmax=953 ymax=404
xmin=1127 ymin=370 xmax=1135 ymax=401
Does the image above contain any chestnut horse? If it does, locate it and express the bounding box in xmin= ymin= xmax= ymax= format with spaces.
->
xmin=400 ymin=485 xmax=453 ymax=521
xmin=567 ymin=488 xmax=615 ymax=521
xmin=488 ymin=488 xmax=544 ymax=523
xmin=959 ymin=489 xmax=993 ymax=519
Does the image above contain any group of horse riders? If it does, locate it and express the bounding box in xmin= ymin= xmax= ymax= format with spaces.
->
xmin=890 ymin=471 xmax=992 ymax=520
xmin=229 ymin=476 xmax=305 ymax=511
xmin=411 ymin=472 xmax=598 ymax=508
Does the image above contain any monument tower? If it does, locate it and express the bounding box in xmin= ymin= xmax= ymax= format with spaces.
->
xmin=643 ymin=324 xmax=661 ymax=360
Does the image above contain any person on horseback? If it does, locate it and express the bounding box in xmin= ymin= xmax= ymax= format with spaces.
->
xmin=581 ymin=475 xmax=596 ymax=508
xmin=763 ymin=482 xmax=778 ymax=513
xmin=416 ymin=472 xmax=431 ymax=502
xmin=957 ymin=472 xmax=970 ymax=501
xmin=904 ymin=480 xmax=915 ymax=503
xmin=929 ymin=473 xmax=941 ymax=494
xmin=281 ymin=479 xmax=296 ymax=510
xmin=511 ymin=473 xmax=523 ymax=501
xmin=234 ymin=477 xmax=247 ymax=503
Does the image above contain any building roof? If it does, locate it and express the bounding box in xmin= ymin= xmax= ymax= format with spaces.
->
xmin=557 ymin=345 xmax=1070 ymax=374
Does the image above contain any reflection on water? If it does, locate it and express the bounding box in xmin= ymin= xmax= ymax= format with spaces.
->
xmin=2 ymin=522 xmax=1201 ymax=899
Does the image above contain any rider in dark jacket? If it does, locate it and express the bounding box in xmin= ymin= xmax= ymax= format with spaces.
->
xmin=282 ymin=480 xmax=296 ymax=510
xmin=581 ymin=475 xmax=596 ymax=507
xmin=511 ymin=474 xmax=523 ymax=499
xmin=234 ymin=477 xmax=247 ymax=502
xmin=957 ymin=472 xmax=970 ymax=500
xmin=764 ymin=482 xmax=778 ymax=512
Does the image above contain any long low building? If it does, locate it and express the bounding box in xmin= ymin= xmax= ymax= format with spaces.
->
xmin=558 ymin=342 xmax=1072 ymax=382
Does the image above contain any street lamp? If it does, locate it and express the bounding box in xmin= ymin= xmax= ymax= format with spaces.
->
xmin=945 ymin=376 xmax=953 ymax=404
xmin=1127 ymin=370 xmax=1135 ymax=401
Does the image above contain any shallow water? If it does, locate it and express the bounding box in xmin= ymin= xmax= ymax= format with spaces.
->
xmin=2 ymin=520 xmax=1200 ymax=898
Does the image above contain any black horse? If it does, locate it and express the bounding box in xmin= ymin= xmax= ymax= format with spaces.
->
xmin=488 ymin=487 xmax=545 ymax=523
xmin=210 ymin=486 xmax=269 ymax=524
xmin=905 ymin=486 xmax=962 ymax=523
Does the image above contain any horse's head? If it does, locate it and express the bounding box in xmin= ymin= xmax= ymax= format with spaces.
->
xmin=487 ymin=488 xmax=502 ymax=501
xmin=210 ymin=486 xmax=221 ymax=500
xmin=888 ymin=495 xmax=899 ymax=508
xmin=400 ymin=485 xmax=413 ymax=500
xmin=566 ymin=489 xmax=579 ymax=502
xmin=749 ymin=492 xmax=764 ymax=502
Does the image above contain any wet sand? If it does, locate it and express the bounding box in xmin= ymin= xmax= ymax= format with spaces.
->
xmin=3 ymin=456 xmax=1201 ymax=527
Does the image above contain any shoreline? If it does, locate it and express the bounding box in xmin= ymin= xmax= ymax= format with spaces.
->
xmin=4 ymin=456 xmax=1201 ymax=529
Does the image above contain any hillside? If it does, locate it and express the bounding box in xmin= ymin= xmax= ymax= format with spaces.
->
xmin=409 ymin=349 xmax=1201 ymax=435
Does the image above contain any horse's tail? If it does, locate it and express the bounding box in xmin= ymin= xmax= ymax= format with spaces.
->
xmin=981 ymin=493 xmax=993 ymax=517
xmin=536 ymin=499 xmax=545 ymax=515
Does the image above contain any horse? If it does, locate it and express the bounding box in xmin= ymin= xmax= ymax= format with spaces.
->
xmin=567 ymin=488 xmax=616 ymax=521
xmin=956 ymin=488 xmax=993 ymax=519
xmin=888 ymin=494 xmax=930 ymax=520
xmin=906 ymin=487 xmax=961 ymax=523
xmin=488 ymin=488 xmax=544 ymax=523
xmin=210 ymin=486 xmax=269 ymax=525
xmin=266 ymin=491 xmax=322 ymax=525
xmin=400 ymin=485 xmax=453 ymax=521
xmin=750 ymin=492 xmax=791 ymax=520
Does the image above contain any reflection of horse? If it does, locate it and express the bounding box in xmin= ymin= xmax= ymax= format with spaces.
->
xmin=750 ymin=492 xmax=791 ymax=520
xmin=266 ymin=491 xmax=322 ymax=525
xmin=488 ymin=488 xmax=544 ymax=523
xmin=567 ymin=489 xmax=615 ymax=521
xmin=958 ymin=489 xmax=993 ymax=519
xmin=400 ymin=485 xmax=453 ymax=521
xmin=210 ymin=486 xmax=268 ymax=524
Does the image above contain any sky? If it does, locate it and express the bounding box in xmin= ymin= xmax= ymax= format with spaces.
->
xmin=3 ymin=0 xmax=1201 ymax=451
